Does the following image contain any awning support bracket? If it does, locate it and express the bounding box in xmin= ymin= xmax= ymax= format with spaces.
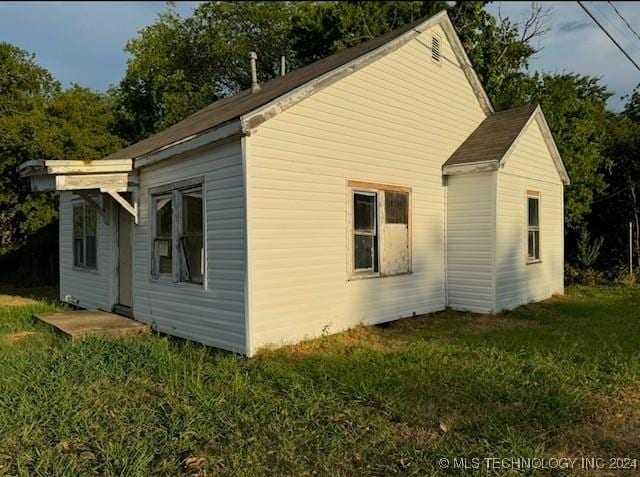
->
xmin=104 ymin=189 xmax=138 ymax=224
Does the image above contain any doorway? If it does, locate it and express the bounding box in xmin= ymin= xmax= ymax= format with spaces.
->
xmin=117 ymin=205 xmax=134 ymax=311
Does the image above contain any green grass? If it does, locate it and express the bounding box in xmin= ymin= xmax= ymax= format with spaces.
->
xmin=0 ymin=287 xmax=639 ymax=476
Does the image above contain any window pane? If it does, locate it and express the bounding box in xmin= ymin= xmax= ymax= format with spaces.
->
xmin=74 ymin=238 xmax=84 ymax=267
xmin=85 ymin=236 xmax=97 ymax=268
xmin=355 ymin=234 xmax=375 ymax=270
xmin=354 ymin=193 xmax=376 ymax=231
xmin=183 ymin=190 xmax=203 ymax=235
xmin=528 ymin=230 xmax=540 ymax=260
xmin=385 ymin=191 xmax=409 ymax=224
xmin=182 ymin=236 xmax=204 ymax=283
xmin=85 ymin=207 xmax=97 ymax=235
xmin=73 ymin=206 xmax=83 ymax=237
xmin=156 ymin=197 xmax=172 ymax=236
xmin=156 ymin=239 xmax=172 ymax=274
xmin=528 ymin=197 xmax=539 ymax=227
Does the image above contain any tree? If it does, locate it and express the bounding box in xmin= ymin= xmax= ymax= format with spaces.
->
xmin=0 ymin=43 xmax=123 ymax=252
xmin=111 ymin=1 xmax=298 ymax=142
xmin=521 ymin=73 xmax=611 ymax=231
xmin=112 ymin=1 xmax=548 ymax=142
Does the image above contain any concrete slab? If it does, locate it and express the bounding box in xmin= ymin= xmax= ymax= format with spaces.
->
xmin=34 ymin=310 xmax=149 ymax=341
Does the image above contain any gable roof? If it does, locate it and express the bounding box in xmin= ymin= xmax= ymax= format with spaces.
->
xmin=106 ymin=10 xmax=493 ymax=163
xmin=443 ymin=104 xmax=570 ymax=184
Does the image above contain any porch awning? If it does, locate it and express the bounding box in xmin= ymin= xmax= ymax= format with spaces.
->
xmin=18 ymin=159 xmax=139 ymax=223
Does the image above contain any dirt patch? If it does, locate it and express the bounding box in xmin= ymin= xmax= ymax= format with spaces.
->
xmin=553 ymin=385 xmax=640 ymax=474
xmin=3 ymin=331 xmax=44 ymax=344
xmin=0 ymin=295 xmax=39 ymax=307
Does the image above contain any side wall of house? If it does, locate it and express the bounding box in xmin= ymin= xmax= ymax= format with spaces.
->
xmin=246 ymin=24 xmax=488 ymax=353
xmin=495 ymin=117 xmax=564 ymax=310
xmin=59 ymin=191 xmax=116 ymax=310
xmin=446 ymin=172 xmax=495 ymax=314
xmin=134 ymin=139 xmax=247 ymax=354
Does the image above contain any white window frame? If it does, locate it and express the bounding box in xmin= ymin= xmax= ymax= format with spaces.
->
xmin=352 ymin=190 xmax=379 ymax=276
xmin=526 ymin=190 xmax=541 ymax=264
xmin=72 ymin=201 xmax=98 ymax=271
xmin=347 ymin=180 xmax=412 ymax=280
xmin=149 ymin=177 xmax=206 ymax=287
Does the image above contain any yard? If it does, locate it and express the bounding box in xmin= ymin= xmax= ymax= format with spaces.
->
xmin=0 ymin=287 xmax=639 ymax=476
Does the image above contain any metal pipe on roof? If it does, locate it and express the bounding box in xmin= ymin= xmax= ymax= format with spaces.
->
xmin=281 ymin=55 xmax=286 ymax=76
xmin=250 ymin=52 xmax=260 ymax=93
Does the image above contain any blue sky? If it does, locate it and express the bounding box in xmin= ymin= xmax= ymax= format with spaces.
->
xmin=1 ymin=1 xmax=639 ymax=110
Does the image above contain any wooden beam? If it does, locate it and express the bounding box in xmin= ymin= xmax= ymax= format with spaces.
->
xmin=76 ymin=191 xmax=109 ymax=225
xmin=46 ymin=159 xmax=132 ymax=175
xmin=105 ymin=189 xmax=138 ymax=224
xmin=56 ymin=173 xmax=134 ymax=192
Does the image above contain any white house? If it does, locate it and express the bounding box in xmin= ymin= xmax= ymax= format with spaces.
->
xmin=20 ymin=11 xmax=569 ymax=356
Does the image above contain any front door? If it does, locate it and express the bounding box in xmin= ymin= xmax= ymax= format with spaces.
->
xmin=118 ymin=207 xmax=133 ymax=308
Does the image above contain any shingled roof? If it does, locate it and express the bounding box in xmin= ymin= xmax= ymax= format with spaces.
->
xmin=443 ymin=104 xmax=538 ymax=167
xmin=105 ymin=15 xmax=432 ymax=161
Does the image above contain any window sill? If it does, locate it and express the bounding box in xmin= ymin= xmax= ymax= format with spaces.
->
xmin=148 ymin=276 xmax=206 ymax=290
xmin=348 ymin=271 xmax=413 ymax=281
xmin=526 ymin=259 xmax=542 ymax=265
xmin=72 ymin=267 xmax=99 ymax=275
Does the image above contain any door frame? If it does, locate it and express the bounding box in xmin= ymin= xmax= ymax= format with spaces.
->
xmin=109 ymin=196 xmax=135 ymax=311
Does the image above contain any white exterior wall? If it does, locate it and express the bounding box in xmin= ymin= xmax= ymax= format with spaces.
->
xmin=134 ymin=140 xmax=247 ymax=354
xmin=495 ymin=118 xmax=564 ymax=310
xmin=246 ymin=24 xmax=487 ymax=353
xmin=59 ymin=191 xmax=116 ymax=310
xmin=446 ymin=172 xmax=495 ymax=314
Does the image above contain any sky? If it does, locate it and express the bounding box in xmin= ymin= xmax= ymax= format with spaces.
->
xmin=0 ymin=1 xmax=639 ymax=110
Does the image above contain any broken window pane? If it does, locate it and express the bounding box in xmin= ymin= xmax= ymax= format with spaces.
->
xmin=85 ymin=207 xmax=97 ymax=235
xmin=181 ymin=188 xmax=204 ymax=284
xmin=154 ymin=196 xmax=173 ymax=275
xmin=354 ymin=193 xmax=376 ymax=232
xmin=156 ymin=197 xmax=172 ymax=236
xmin=385 ymin=191 xmax=409 ymax=224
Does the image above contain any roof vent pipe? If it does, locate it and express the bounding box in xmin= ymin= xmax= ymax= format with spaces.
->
xmin=250 ymin=52 xmax=260 ymax=93
xmin=280 ymin=55 xmax=286 ymax=76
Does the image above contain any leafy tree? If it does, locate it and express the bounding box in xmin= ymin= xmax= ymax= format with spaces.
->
xmin=112 ymin=1 xmax=547 ymax=142
xmin=516 ymin=73 xmax=611 ymax=231
xmin=111 ymin=1 xmax=298 ymax=142
xmin=0 ymin=43 xmax=123 ymax=252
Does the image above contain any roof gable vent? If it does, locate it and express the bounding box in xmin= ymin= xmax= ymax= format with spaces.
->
xmin=431 ymin=35 xmax=441 ymax=64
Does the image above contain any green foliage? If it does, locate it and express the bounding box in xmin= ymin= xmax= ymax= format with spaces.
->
xmin=0 ymin=43 xmax=123 ymax=250
xmin=1 ymin=286 xmax=640 ymax=474
xmin=577 ymin=228 xmax=604 ymax=269
xmin=112 ymin=1 xmax=542 ymax=143
xmin=517 ymin=74 xmax=612 ymax=230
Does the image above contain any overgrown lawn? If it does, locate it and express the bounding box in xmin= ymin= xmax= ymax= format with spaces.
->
xmin=0 ymin=287 xmax=639 ymax=476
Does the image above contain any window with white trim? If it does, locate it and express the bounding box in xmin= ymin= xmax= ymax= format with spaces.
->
xmin=151 ymin=179 xmax=204 ymax=285
xmin=350 ymin=182 xmax=411 ymax=278
xmin=527 ymin=193 xmax=540 ymax=262
xmin=73 ymin=202 xmax=97 ymax=269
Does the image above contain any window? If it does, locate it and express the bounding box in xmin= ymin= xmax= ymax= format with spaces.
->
xmin=527 ymin=192 xmax=540 ymax=262
xmin=353 ymin=192 xmax=378 ymax=272
xmin=151 ymin=178 xmax=204 ymax=285
xmin=73 ymin=202 xmax=97 ymax=269
xmin=153 ymin=195 xmax=173 ymax=276
xmin=350 ymin=182 xmax=411 ymax=278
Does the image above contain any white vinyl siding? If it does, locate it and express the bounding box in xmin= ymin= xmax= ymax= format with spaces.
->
xmin=59 ymin=192 xmax=115 ymax=310
xmin=495 ymin=117 xmax=564 ymax=310
xmin=134 ymin=140 xmax=246 ymax=354
xmin=245 ymin=24 xmax=487 ymax=353
xmin=446 ymin=172 xmax=495 ymax=314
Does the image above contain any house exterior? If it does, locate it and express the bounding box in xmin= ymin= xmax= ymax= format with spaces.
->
xmin=20 ymin=11 xmax=569 ymax=356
